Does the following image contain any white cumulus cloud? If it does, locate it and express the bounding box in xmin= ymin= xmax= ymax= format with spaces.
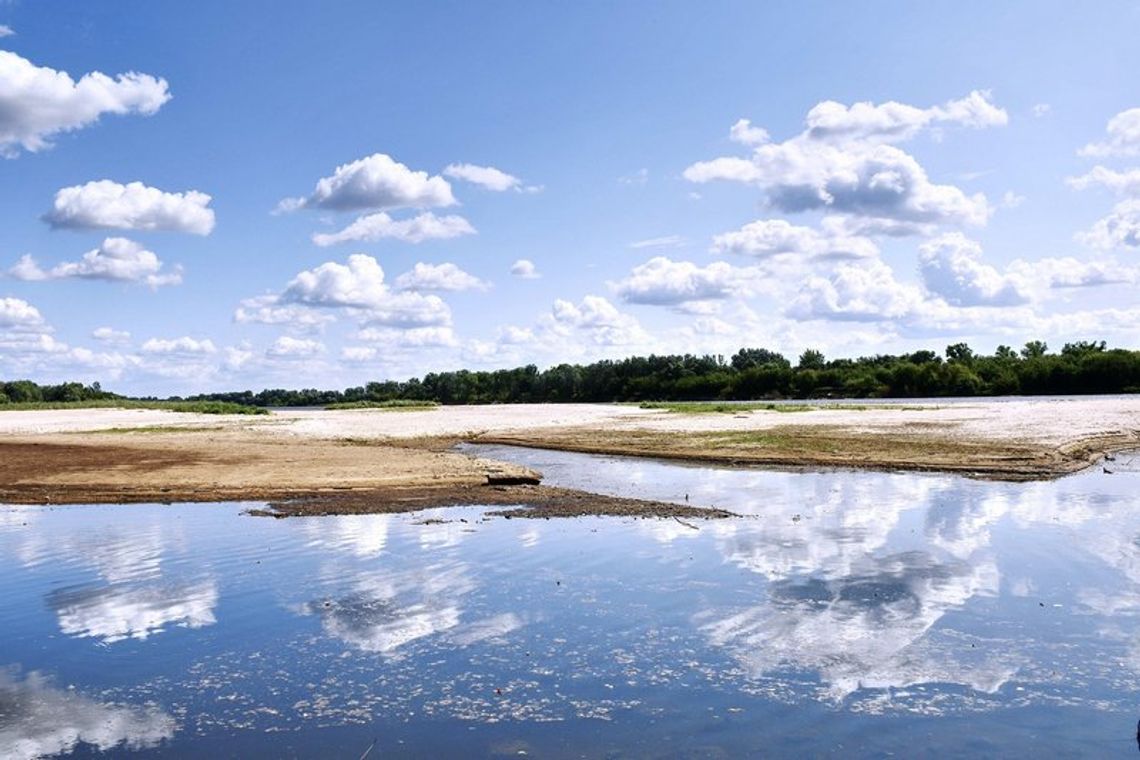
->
xmin=44 ymin=180 xmax=215 ymax=235
xmin=0 ymin=50 xmax=170 ymax=157
xmin=92 ymin=327 xmax=131 ymax=343
xmin=1068 ymin=166 xmax=1140 ymax=197
xmin=788 ymin=260 xmax=923 ymax=322
xmin=10 ymin=238 xmax=182 ymax=287
xmin=509 ymin=259 xmax=540 ymax=279
xmin=0 ymin=297 xmax=47 ymax=331
xmin=394 ymin=262 xmax=488 ymax=292
xmin=711 ymin=218 xmax=878 ymax=260
xmin=1079 ymin=107 xmax=1140 ymax=158
xmin=684 ymin=92 xmax=1004 ymax=229
xmin=312 ymin=211 xmax=475 ymax=246
xmin=611 ymin=256 xmax=762 ymax=305
xmin=140 ymin=336 xmax=216 ymax=354
xmin=280 ymin=153 xmax=456 ymax=212
xmin=1077 ymin=199 xmax=1140 ymax=250
xmin=918 ymin=233 xmax=1030 ymax=307
xmin=267 ymin=336 xmax=324 ymax=358
xmin=268 ymin=253 xmax=452 ymax=328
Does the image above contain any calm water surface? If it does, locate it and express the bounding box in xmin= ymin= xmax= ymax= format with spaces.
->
xmin=2 ymin=448 xmax=1140 ymax=758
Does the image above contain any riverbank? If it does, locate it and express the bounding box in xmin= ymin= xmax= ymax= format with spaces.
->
xmin=0 ymin=398 xmax=1137 ymax=514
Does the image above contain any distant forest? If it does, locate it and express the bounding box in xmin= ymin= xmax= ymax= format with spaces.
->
xmin=5 ymin=340 xmax=1137 ymax=408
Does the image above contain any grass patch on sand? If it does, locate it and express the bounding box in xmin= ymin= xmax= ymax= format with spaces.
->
xmin=88 ymin=425 xmax=229 ymax=435
xmin=0 ymin=400 xmax=267 ymax=415
xmin=638 ymin=401 xmax=933 ymax=414
xmin=324 ymin=400 xmax=440 ymax=411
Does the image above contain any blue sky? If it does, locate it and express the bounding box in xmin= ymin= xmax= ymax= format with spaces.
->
xmin=2 ymin=1 xmax=1140 ymax=394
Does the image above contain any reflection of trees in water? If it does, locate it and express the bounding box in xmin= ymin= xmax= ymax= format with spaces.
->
xmin=0 ymin=666 xmax=175 ymax=760
xmin=48 ymin=581 xmax=218 ymax=643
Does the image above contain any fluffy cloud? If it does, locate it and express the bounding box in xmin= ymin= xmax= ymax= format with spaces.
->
xmin=262 ymin=253 xmax=453 ymax=328
xmin=1079 ymin=107 xmax=1140 ymax=158
xmin=787 ymin=259 xmax=923 ymax=322
xmin=611 ymin=256 xmax=762 ymax=305
xmin=281 ymin=254 xmax=388 ymax=308
xmin=1012 ymin=256 xmax=1138 ymax=289
xmin=280 ymin=153 xmax=456 ymax=212
xmin=311 ymin=211 xmax=475 ymax=246
xmin=10 ymin=238 xmax=182 ymax=287
xmin=443 ymin=163 xmax=521 ymax=191
xmin=803 ymin=90 xmax=1007 ymax=144
xmin=918 ymin=233 xmax=1029 ymax=307
xmin=266 ymin=336 xmax=324 ymax=357
xmin=44 ymin=180 xmax=215 ymax=235
xmin=0 ymin=25 xmax=13 ymax=37
xmin=509 ymin=259 xmax=540 ymax=278
xmin=549 ymin=295 xmax=648 ymax=346
xmin=140 ymin=336 xmax=216 ymax=354
xmin=394 ymin=262 xmax=488 ymax=292
xmin=711 ymin=218 xmax=878 ymax=260
xmin=1067 ymin=166 xmax=1140 ymax=196
xmin=232 ymin=297 xmax=336 ymax=328
xmin=684 ymin=92 xmax=1003 ymax=228
xmin=92 ymin=326 xmax=131 ymax=343
xmin=729 ymin=118 xmax=770 ymax=146
xmin=356 ymin=326 xmax=458 ymax=347
xmin=1077 ymin=199 xmax=1140 ymax=249
xmin=0 ymin=297 xmax=47 ymax=331
xmin=0 ymin=50 xmax=170 ymax=157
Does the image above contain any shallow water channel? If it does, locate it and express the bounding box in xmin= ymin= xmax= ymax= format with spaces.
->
xmin=2 ymin=447 xmax=1140 ymax=757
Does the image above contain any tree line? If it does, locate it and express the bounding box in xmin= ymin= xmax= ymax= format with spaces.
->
xmin=4 ymin=340 xmax=1138 ymax=409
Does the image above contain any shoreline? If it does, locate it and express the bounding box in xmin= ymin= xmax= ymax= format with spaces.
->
xmin=0 ymin=399 xmax=1136 ymax=516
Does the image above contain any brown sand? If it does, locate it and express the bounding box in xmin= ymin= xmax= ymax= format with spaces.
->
xmin=0 ymin=399 xmax=1137 ymax=516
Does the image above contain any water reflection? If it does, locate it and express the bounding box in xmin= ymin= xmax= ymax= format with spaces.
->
xmin=473 ymin=444 xmax=1140 ymax=708
xmin=48 ymin=581 xmax=219 ymax=643
xmin=700 ymin=552 xmax=1005 ymax=699
xmin=12 ymin=511 xmax=219 ymax=644
xmin=301 ymin=561 xmax=476 ymax=654
xmin=0 ymin=666 xmax=175 ymax=759
xmin=1 ymin=450 xmax=1139 ymax=754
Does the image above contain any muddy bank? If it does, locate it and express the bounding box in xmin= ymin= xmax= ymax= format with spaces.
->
xmin=0 ymin=434 xmax=732 ymax=519
xmin=252 ymin=484 xmax=737 ymax=520
xmin=473 ymin=426 xmax=1140 ymax=481
xmin=0 ymin=433 xmax=538 ymax=506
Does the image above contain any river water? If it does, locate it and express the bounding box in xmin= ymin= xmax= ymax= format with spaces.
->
xmin=1 ymin=447 xmax=1139 ymax=757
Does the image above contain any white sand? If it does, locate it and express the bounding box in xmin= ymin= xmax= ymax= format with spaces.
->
xmin=1 ymin=398 xmax=1138 ymax=447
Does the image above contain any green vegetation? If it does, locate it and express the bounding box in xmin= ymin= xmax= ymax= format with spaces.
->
xmin=187 ymin=340 xmax=1140 ymax=406
xmin=324 ymin=399 xmax=440 ymax=411
xmin=6 ymin=340 xmax=1140 ymax=410
xmin=88 ymin=425 xmax=229 ymax=434
xmin=0 ymin=399 xmax=267 ymax=415
xmin=0 ymin=380 xmax=267 ymax=415
xmin=639 ymin=401 xmax=819 ymax=414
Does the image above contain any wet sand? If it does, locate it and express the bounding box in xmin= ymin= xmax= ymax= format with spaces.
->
xmin=0 ymin=398 xmax=1137 ymax=515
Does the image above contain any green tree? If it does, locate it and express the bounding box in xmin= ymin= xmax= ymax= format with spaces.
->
xmin=797 ymin=348 xmax=826 ymax=371
xmin=945 ymin=342 xmax=975 ymax=365
xmin=1021 ymin=340 xmax=1048 ymax=359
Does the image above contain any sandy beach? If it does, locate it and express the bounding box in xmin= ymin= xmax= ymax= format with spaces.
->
xmin=1 ymin=398 xmax=1138 ymax=514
